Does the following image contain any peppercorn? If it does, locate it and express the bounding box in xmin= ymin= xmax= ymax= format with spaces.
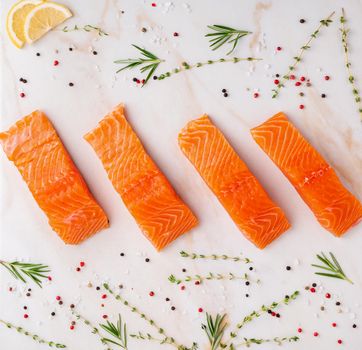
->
xmin=300 ymin=19 xmax=306 ymax=23
xmin=23 ymin=306 xmax=27 ymax=310
xmin=165 ymin=297 xmax=170 ymax=301
xmin=285 ymin=295 xmax=289 ymax=299
xmin=182 ymin=268 xmax=186 ymax=272
xmin=51 ymin=312 xmax=55 ymax=316
xmin=276 ymin=74 xmax=280 ymax=78
xmin=325 ymin=293 xmax=331 ymax=299
xmin=223 ymin=93 xmax=228 ymax=97
xmin=71 ymin=321 xmax=76 ymax=325
xmin=320 ymin=306 xmax=325 ymax=311
xmin=276 ymin=46 xmax=282 ymax=51
xmin=352 ymin=324 xmax=357 ymax=328
xmin=299 ymin=104 xmax=305 ymax=110
xmin=24 ymin=314 xmax=29 ymax=319
xmin=171 ymin=306 xmax=176 ymax=311
xmin=222 ymin=88 xmax=227 ymax=93
xmin=245 ymin=294 xmax=249 ymax=298
xmin=36 ymin=52 xmax=41 ymax=56
xmin=76 ymin=267 xmax=81 ymax=272
xmin=245 ymin=281 xmax=250 ymax=286
xmin=267 ymin=310 xmax=272 ymax=314
xmin=26 ymin=292 xmax=30 ymax=296
xmin=198 ymin=308 xmax=203 ymax=313
xmin=324 ymin=75 xmax=330 ymax=80
xmin=313 ymin=332 xmax=319 ymax=337
xmin=70 ymin=304 xmax=75 ymax=309
xmin=249 ymin=267 xmax=253 ymax=271
xmin=69 ymin=47 xmax=73 ymax=51
xmin=337 ymin=340 xmax=342 ymax=344
xmin=93 ymin=51 xmax=98 ymax=55
xmin=149 ymin=291 xmax=155 ymax=296
xmin=299 ymin=92 xmax=304 ymax=97
xmin=173 ymin=32 xmax=179 ymax=37
xmin=297 ymin=328 xmax=302 ymax=333
xmin=69 ymin=82 xmax=74 ymax=87
xmin=153 ymin=75 xmax=158 ymax=80
xmin=274 ymin=79 xmax=280 ymax=85
xmin=332 ymin=322 xmax=337 ymax=327
xmin=59 ymin=301 xmax=63 ymax=305
xmin=295 ymin=82 xmax=301 ymax=86
xmin=133 ymin=77 xmax=138 ymax=82
xmin=120 ymin=253 xmax=125 ymax=256
xmin=276 ymin=313 xmax=280 ymax=318
xmin=20 ymin=93 xmax=26 ymax=98
xmin=141 ymin=27 xmax=147 ymax=33
xmin=286 ymin=266 xmax=291 ymax=270
xmin=312 ymin=283 xmax=317 ymax=287
xmin=321 ymin=93 xmax=326 ymax=98
xmin=310 ymin=288 xmax=316 ymax=293
xmin=96 ymin=286 xmax=100 ymax=291
xmin=145 ymin=258 xmax=150 ymax=262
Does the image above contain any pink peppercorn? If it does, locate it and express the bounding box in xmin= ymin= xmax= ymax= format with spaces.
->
xmin=332 ymin=323 xmax=337 ymax=327
xmin=295 ymin=82 xmax=301 ymax=86
xmin=70 ymin=325 xmax=74 ymax=330
xmin=102 ymin=315 xmax=108 ymax=319
xmin=149 ymin=291 xmax=155 ymax=297
xmin=324 ymin=75 xmax=330 ymax=80
xmin=274 ymin=79 xmax=280 ymax=85
xmin=195 ymin=281 xmax=200 ymax=285
xmin=76 ymin=267 xmax=81 ymax=272
xmin=289 ymin=74 xmax=296 ymax=80
xmin=53 ymin=60 xmax=59 ymax=66
xmin=180 ymin=285 xmax=186 ymax=291
xmin=300 ymin=76 xmax=306 ymax=81
xmin=151 ymin=2 xmax=156 ymax=7
xmin=297 ymin=328 xmax=303 ymax=333
xmin=48 ymin=276 xmax=52 ymax=281
xmin=313 ymin=332 xmax=319 ymax=337
xmin=276 ymin=46 xmax=282 ymax=51
xmin=198 ymin=308 xmax=203 ymax=313
xmin=56 ymin=296 xmax=61 ymax=301
xmin=310 ymin=287 xmax=316 ymax=293
xmin=299 ymin=104 xmax=305 ymax=110
xmin=337 ymin=339 xmax=342 ymax=344
xmin=101 ymin=294 xmax=107 ymax=299
xmin=271 ymin=312 xmax=276 ymax=317
xmin=24 ymin=314 xmax=29 ymax=319
xmin=80 ymin=262 xmax=85 ymax=267
xmin=253 ymin=92 xmax=259 ymax=98
xmin=326 ymin=293 xmax=331 ymax=299
xmin=173 ymin=32 xmax=179 ymax=37
xmin=20 ymin=93 xmax=25 ymax=98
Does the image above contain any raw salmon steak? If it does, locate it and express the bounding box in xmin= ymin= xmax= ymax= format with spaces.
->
xmin=0 ymin=110 xmax=109 ymax=244
xmin=178 ymin=115 xmax=290 ymax=249
xmin=84 ymin=104 xmax=198 ymax=251
xmin=251 ymin=112 xmax=362 ymax=236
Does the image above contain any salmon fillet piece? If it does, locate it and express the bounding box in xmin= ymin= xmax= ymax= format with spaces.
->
xmin=178 ymin=115 xmax=290 ymax=249
xmin=0 ymin=110 xmax=109 ymax=244
xmin=84 ymin=104 xmax=198 ymax=251
xmin=251 ymin=112 xmax=362 ymax=236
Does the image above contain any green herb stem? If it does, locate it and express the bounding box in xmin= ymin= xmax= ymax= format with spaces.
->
xmin=272 ymin=11 xmax=335 ymax=98
xmin=61 ymin=24 xmax=108 ymax=36
xmin=168 ymin=272 xmax=254 ymax=285
xmin=340 ymin=8 xmax=362 ymax=121
xmin=0 ymin=260 xmax=50 ymax=288
xmin=205 ymin=25 xmax=252 ymax=55
xmin=157 ymin=57 xmax=261 ymax=81
xmin=179 ymin=251 xmax=252 ymax=263
xmin=235 ymin=335 xmax=299 ymax=347
xmin=312 ymin=252 xmax=353 ymax=284
xmin=0 ymin=319 xmax=66 ymax=348
xmin=103 ymin=283 xmax=185 ymax=350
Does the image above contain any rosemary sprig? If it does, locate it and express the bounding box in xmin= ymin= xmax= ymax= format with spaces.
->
xmin=235 ymin=335 xmax=299 ymax=347
xmin=312 ymin=252 xmax=353 ymax=284
xmin=340 ymin=8 xmax=362 ymax=121
xmin=62 ymin=24 xmax=108 ymax=36
xmin=272 ymin=11 xmax=335 ymax=98
xmin=180 ymin=251 xmax=252 ymax=264
xmin=0 ymin=319 xmax=66 ymax=348
xmin=103 ymin=283 xmax=187 ymax=350
xmin=157 ymin=57 xmax=261 ymax=81
xmin=115 ymin=45 xmax=164 ymax=85
xmin=168 ymin=272 xmax=252 ymax=285
xmin=0 ymin=260 xmax=50 ymax=288
xmin=100 ymin=315 xmax=128 ymax=349
xmin=202 ymin=313 xmax=227 ymax=350
xmin=205 ymin=25 xmax=252 ymax=55
xmin=130 ymin=332 xmax=198 ymax=350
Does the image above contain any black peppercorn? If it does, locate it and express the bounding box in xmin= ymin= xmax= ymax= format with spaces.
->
xmin=222 ymin=88 xmax=227 ymax=93
xmin=145 ymin=258 xmax=150 ymax=262
xmin=51 ymin=312 xmax=55 ymax=316
xmin=171 ymin=306 xmax=176 ymax=311
xmin=286 ymin=266 xmax=291 ymax=271
xmin=300 ymin=19 xmax=306 ymax=23
xmin=321 ymin=93 xmax=326 ymax=98
xmin=223 ymin=93 xmax=228 ymax=97
xmin=120 ymin=253 xmax=125 ymax=257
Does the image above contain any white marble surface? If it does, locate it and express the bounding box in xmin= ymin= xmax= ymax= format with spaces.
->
xmin=1 ymin=0 xmax=362 ymax=349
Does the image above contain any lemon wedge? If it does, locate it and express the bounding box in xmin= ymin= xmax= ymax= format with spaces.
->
xmin=24 ymin=1 xmax=72 ymax=44
xmin=6 ymin=0 xmax=42 ymax=48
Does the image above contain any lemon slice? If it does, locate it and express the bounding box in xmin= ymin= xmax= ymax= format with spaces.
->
xmin=6 ymin=0 xmax=42 ymax=48
xmin=24 ymin=1 xmax=72 ymax=44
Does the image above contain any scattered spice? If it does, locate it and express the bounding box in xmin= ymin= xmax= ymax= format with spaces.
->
xmin=300 ymin=19 xmax=306 ymax=23
xmin=149 ymin=291 xmax=155 ymax=296
xmin=69 ymin=82 xmax=74 ymax=87
xmin=145 ymin=258 xmax=150 ymax=263
xmin=53 ymin=60 xmax=59 ymax=66
xmin=299 ymin=104 xmax=305 ymax=109
xmin=276 ymin=46 xmax=282 ymax=51
xmin=173 ymin=32 xmax=179 ymax=37
xmin=20 ymin=93 xmax=25 ymax=98
xmin=321 ymin=93 xmax=326 ymax=98
xmin=324 ymin=75 xmax=330 ymax=80
xmin=286 ymin=266 xmax=291 ymax=270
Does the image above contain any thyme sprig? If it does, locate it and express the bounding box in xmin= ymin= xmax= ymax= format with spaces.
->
xmin=235 ymin=335 xmax=299 ymax=347
xmin=168 ymin=272 xmax=252 ymax=285
xmin=100 ymin=315 xmax=128 ymax=349
xmin=180 ymin=251 xmax=252 ymax=264
xmin=0 ymin=319 xmax=66 ymax=348
xmin=72 ymin=311 xmax=111 ymax=350
xmin=202 ymin=313 xmax=227 ymax=350
xmin=130 ymin=332 xmax=198 ymax=350
xmin=103 ymin=283 xmax=187 ymax=350
xmin=157 ymin=57 xmax=261 ymax=81
xmin=340 ymin=8 xmax=362 ymax=121
xmin=115 ymin=45 xmax=164 ymax=85
xmin=272 ymin=11 xmax=335 ymax=98
xmin=0 ymin=260 xmax=50 ymax=288
xmin=312 ymin=252 xmax=353 ymax=284
xmin=205 ymin=25 xmax=252 ymax=55
xmin=62 ymin=24 xmax=108 ymax=36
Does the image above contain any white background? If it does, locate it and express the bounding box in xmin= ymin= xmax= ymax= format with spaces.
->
xmin=1 ymin=1 xmax=362 ymax=349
